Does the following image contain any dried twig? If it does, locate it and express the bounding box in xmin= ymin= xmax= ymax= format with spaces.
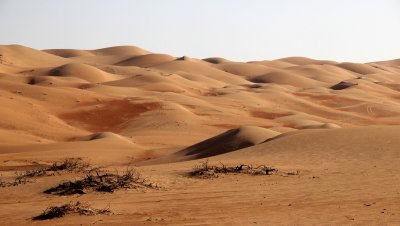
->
xmin=32 ymin=201 xmax=112 ymax=220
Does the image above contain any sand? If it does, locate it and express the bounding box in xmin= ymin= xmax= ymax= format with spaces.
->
xmin=0 ymin=44 xmax=400 ymax=225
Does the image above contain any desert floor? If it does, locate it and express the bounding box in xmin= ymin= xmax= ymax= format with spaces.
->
xmin=0 ymin=45 xmax=399 ymax=225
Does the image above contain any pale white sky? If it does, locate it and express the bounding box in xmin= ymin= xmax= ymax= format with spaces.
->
xmin=0 ymin=0 xmax=399 ymax=62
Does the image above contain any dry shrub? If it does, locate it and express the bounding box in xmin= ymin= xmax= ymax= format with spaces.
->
xmin=0 ymin=158 xmax=89 ymax=188
xmin=44 ymin=167 xmax=158 ymax=195
xmin=189 ymin=161 xmax=217 ymax=178
xmin=48 ymin=158 xmax=89 ymax=172
xmin=32 ymin=201 xmax=111 ymax=220
xmin=189 ymin=161 xmax=277 ymax=178
xmin=0 ymin=178 xmax=8 ymax=187
xmin=0 ymin=171 xmax=38 ymax=187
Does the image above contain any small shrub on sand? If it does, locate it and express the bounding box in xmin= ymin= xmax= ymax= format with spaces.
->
xmin=0 ymin=178 xmax=8 ymax=187
xmin=0 ymin=171 xmax=34 ymax=187
xmin=189 ymin=161 xmax=277 ymax=178
xmin=189 ymin=161 xmax=217 ymax=178
xmin=48 ymin=158 xmax=90 ymax=172
xmin=44 ymin=167 xmax=158 ymax=195
xmin=32 ymin=201 xmax=111 ymax=220
xmin=0 ymin=158 xmax=90 ymax=188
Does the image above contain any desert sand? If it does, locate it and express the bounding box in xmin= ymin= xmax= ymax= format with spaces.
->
xmin=0 ymin=44 xmax=400 ymax=225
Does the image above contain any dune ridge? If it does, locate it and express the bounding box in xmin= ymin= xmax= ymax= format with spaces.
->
xmin=1 ymin=44 xmax=399 ymax=156
xmin=1 ymin=44 xmax=399 ymax=153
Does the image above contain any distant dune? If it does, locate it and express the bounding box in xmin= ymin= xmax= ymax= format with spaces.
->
xmin=1 ymin=44 xmax=400 ymax=157
xmin=1 ymin=44 xmax=400 ymax=225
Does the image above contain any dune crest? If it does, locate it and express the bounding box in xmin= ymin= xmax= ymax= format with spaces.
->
xmin=166 ymin=126 xmax=281 ymax=162
xmin=47 ymin=63 xmax=123 ymax=83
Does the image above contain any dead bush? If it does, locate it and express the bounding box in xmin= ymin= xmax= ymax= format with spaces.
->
xmin=32 ymin=201 xmax=111 ymax=220
xmin=189 ymin=161 xmax=217 ymax=178
xmin=44 ymin=167 xmax=158 ymax=195
xmin=0 ymin=171 xmax=34 ymax=187
xmin=189 ymin=161 xmax=277 ymax=178
xmin=48 ymin=158 xmax=89 ymax=172
xmin=0 ymin=158 xmax=90 ymax=188
xmin=0 ymin=178 xmax=9 ymax=187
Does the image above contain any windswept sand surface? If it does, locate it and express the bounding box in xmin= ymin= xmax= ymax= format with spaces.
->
xmin=0 ymin=45 xmax=400 ymax=225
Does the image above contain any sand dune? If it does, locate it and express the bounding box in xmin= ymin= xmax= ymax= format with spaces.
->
xmin=331 ymin=80 xmax=358 ymax=90
xmin=0 ymin=45 xmax=70 ymax=68
xmin=156 ymin=126 xmax=281 ymax=162
xmin=1 ymin=44 xmax=400 ymax=225
xmin=288 ymin=64 xmax=357 ymax=83
xmin=115 ymin=53 xmax=176 ymax=67
xmin=202 ymin=57 xmax=230 ymax=64
xmin=47 ymin=63 xmax=124 ymax=83
xmin=44 ymin=49 xmax=95 ymax=58
xmin=213 ymin=62 xmax=275 ymax=76
xmin=152 ymin=60 xmax=250 ymax=85
xmin=374 ymin=58 xmax=400 ymax=67
xmin=336 ymin=62 xmax=384 ymax=75
xmin=28 ymin=75 xmax=89 ymax=88
xmin=249 ymin=70 xmax=325 ymax=87
xmin=91 ymin=45 xmax=151 ymax=56
xmin=214 ymin=125 xmax=400 ymax=165
xmin=278 ymin=56 xmax=337 ymax=65
xmin=44 ymin=46 xmax=152 ymax=66
xmin=249 ymin=59 xmax=296 ymax=68
xmin=77 ymin=131 xmax=135 ymax=143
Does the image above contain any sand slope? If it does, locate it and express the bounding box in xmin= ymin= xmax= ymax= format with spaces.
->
xmin=0 ymin=45 xmax=70 ymax=68
xmin=151 ymin=126 xmax=281 ymax=163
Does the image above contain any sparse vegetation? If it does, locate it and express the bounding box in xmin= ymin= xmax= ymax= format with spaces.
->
xmin=0 ymin=158 xmax=89 ymax=187
xmin=48 ymin=158 xmax=90 ymax=172
xmin=189 ymin=161 xmax=277 ymax=178
xmin=0 ymin=178 xmax=8 ymax=187
xmin=44 ymin=167 xmax=158 ymax=195
xmin=32 ymin=201 xmax=112 ymax=220
xmin=284 ymin=170 xmax=300 ymax=176
xmin=0 ymin=170 xmax=40 ymax=187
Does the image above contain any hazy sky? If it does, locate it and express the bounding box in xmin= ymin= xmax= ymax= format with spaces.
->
xmin=0 ymin=0 xmax=399 ymax=62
